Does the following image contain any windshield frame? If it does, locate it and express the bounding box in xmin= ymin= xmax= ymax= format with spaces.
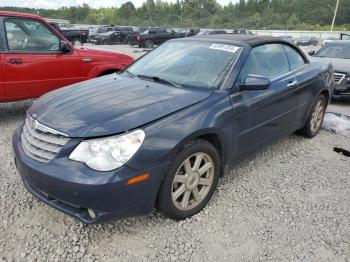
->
xmin=121 ymin=38 xmax=244 ymax=90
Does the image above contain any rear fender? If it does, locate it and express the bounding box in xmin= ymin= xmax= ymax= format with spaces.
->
xmin=301 ymin=63 xmax=333 ymax=125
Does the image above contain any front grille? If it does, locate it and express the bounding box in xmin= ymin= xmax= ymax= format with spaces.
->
xmin=21 ymin=118 xmax=69 ymax=163
xmin=334 ymin=72 xmax=346 ymax=84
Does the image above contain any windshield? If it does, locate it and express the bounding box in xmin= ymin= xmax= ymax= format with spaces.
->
xmin=315 ymin=43 xmax=350 ymax=59
xmin=125 ymin=41 xmax=240 ymax=89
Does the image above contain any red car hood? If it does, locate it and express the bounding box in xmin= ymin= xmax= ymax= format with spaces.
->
xmin=76 ymin=46 xmax=134 ymax=63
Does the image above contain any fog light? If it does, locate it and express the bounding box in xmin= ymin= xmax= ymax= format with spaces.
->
xmin=87 ymin=208 xmax=96 ymax=219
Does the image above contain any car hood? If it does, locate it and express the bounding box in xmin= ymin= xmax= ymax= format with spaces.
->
xmin=28 ymin=75 xmax=212 ymax=138
xmin=311 ymin=57 xmax=350 ymax=73
xmin=76 ymin=47 xmax=123 ymax=57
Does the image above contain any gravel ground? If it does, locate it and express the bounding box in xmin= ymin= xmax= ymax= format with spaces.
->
xmin=0 ymin=45 xmax=350 ymax=261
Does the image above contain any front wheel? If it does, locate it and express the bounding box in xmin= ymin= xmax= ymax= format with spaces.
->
xmin=158 ymin=140 xmax=220 ymax=220
xmin=298 ymin=94 xmax=327 ymax=138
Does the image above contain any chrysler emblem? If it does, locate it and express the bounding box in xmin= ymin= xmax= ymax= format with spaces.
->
xmin=28 ymin=116 xmax=37 ymax=130
xmin=27 ymin=114 xmax=68 ymax=137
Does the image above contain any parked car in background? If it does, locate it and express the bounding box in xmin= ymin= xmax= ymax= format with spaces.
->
xmin=296 ymin=36 xmax=319 ymax=46
xmin=197 ymin=29 xmax=227 ymax=35
xmin=309 ymin=40 xmax=350 ymax=100
xmin=232 ymin=29 xmax=254 ymax=35
xmin=173 ymin=28 xmax=187 ymax=38
xmin=88 ymin=26 xmax=103 ymax=39
xmin=90 ymin=31 xmax=116 ymax=44
xmin=187 ymin=28 xmax=200 ymax=36
xmin=0 ymin=11 xmax=134 ymax=102
xmin=13 ymin=35 xmax=333 ymax=223
xmin=341 ymin=33 xmax=350 ymax=40
xmin=91 ymin=27 xmax=138 ymax=45
xmin=89 ymin=26 xmax=114 ymax=42
xmin=279 ymin=35 xmax=295 ymax=44
xmin=136 ymin=28 xmax=179 ymax=48
xmin=49 ymin=22 xmax=89 ymax=46
xmin=323 ymin=37 xmax=338 ymax=46
xmin=115 ymin=27 xmax=138 ymax=44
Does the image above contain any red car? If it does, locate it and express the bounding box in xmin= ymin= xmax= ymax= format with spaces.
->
xmin=0 ymin=12 xmax=134 ymax=102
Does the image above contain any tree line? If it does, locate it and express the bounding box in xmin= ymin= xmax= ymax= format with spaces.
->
xmin=1 ymin=0 xmax=350 ymax=31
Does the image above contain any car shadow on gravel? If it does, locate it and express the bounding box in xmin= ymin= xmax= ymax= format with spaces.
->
xmin=0 ymin=100 xmax=33 ymax=124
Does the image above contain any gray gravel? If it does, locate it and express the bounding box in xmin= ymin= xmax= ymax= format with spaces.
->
xmin=0 ymin=45 xmax=350 ymax=261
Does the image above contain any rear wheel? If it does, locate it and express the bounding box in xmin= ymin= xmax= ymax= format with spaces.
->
xmin=144 ymin=40 xmax=154 ymax=49
xmin=158 ymin=140 xmax=220 ymax=220
xmin=298 ymin=94 xmax=327 ymax=138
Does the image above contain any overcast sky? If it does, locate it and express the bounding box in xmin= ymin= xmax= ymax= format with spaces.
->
xmin=0 ymin=0 xmax=237 ymax=9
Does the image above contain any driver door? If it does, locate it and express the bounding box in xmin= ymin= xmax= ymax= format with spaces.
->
xmin=1 ymin=17 xmax=84 ymax=100
xmin=231 ymin=44 xmax=299 ymax=154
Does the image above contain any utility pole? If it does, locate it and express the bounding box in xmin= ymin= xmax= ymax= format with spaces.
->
xmin=331 ymin=0 xmax=340 ymax=31
xmin=180 ymin=0 xmax=183 ymax=28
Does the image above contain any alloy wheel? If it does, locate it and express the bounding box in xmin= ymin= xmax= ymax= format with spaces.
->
xmin=310 ymin=100 xmax=325 ymax=132
xmin=171 ymin=152 xmax=214 ymax=211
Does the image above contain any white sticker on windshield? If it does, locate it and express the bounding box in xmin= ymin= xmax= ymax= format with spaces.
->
xmin=209 ymin=43 xmax=240 ymax=53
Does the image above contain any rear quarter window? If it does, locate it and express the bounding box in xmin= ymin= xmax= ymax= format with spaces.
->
xmin=283 ymin=45 xmax=306 ymax=70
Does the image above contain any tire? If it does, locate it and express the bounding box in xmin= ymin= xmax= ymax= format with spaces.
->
xmin=298 ymin=94 xmax=327 ymax=138
xmin=102 ymin=39 xmax=109 ymax=45
xmin=144 ymin=39 xmax=154 ymax=49
xmin=158 ymin=140 xmax=220 ymax=220
xmin=72 ymin=38 xmax=82 ymax=46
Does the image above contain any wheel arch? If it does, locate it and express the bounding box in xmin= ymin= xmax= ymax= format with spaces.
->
xmin=320 ymin=89 xmax=330 ymax=103
xmin=301 ymin=88 xmax=330 ymax=128
xmin=167 ymin=128 xmax=228 ymax=170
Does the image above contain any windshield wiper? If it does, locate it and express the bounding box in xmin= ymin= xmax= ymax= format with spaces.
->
xmin=137 ymin=74 xmax=182 ymax=88
xmin=124 ymin=70 xmax=135 ymax=78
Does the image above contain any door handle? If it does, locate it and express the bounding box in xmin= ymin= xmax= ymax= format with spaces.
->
xmin=7 ymin=58 xmax=23 ymax=64
xmin=287 ymin=80 xmax=298 ymax=88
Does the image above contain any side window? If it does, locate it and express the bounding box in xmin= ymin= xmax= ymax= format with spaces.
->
xmin=239 ymin=44 xmax=290 ymax=80
xmin=5 ymin=18 xmax=60 ymax=52
xmin=284 ymin=45 xmax=306 ymax=70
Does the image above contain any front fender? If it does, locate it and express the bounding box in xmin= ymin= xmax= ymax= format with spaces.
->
xmin=166 ymin=127 xmax=228 ymax=166
xmin=126 ymin=92 xmax=234 ymax=172
xmin=87 ymin=64 xmax=122 ymax=78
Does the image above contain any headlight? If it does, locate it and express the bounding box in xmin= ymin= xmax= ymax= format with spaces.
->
xmin=69 ymin=130 xmax=145 ymax=171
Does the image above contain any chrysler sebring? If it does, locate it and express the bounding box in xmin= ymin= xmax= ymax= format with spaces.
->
xmin=13 ymin=35 xmax=334 ymax=223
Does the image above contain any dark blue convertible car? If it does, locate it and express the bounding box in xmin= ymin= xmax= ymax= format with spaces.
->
xmin=13 ymin=35 xmax=334 ymax=223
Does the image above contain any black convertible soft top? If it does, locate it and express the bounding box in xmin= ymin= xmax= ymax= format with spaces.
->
xmin=192 ymin=34 xmax=286 ymax=47
xmin=191 ymin=34 xmax=309 ymax=62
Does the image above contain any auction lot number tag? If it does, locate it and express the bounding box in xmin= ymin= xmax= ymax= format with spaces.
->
xmin=209 ymin=43 xmax=240 ymax=53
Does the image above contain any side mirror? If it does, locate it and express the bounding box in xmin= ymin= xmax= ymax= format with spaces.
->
xmin=60 ymin=41 xmax=72 ymax=53
xmin=308 ymin=50 xmax=315 ymax=56
xmin=239 ymin=75 xmax=271 ymax=91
